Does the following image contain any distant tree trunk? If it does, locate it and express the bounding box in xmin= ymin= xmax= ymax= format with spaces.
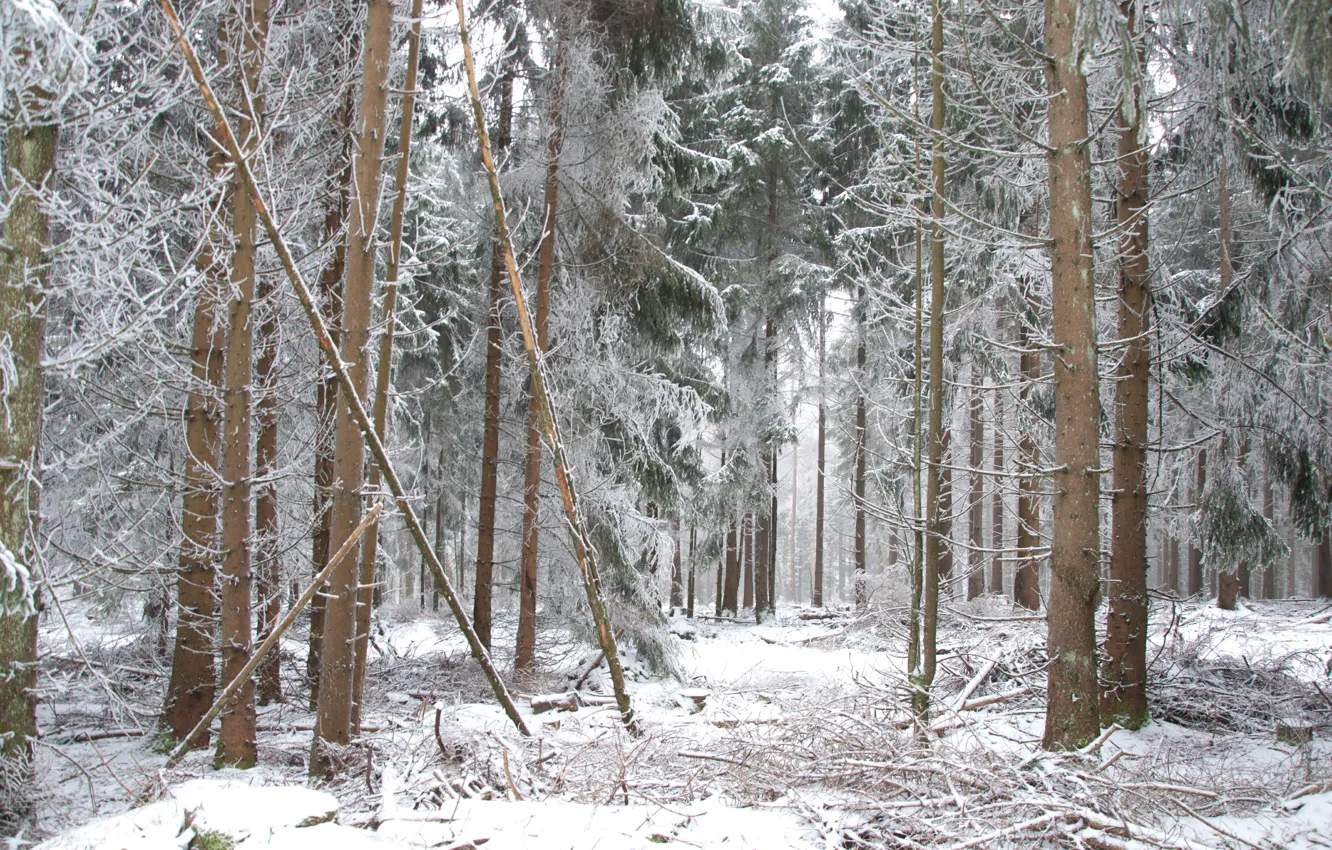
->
xmin=354 ymin=0 xmax=425 ymax=719
xmin=914 ymin=0 xmax=946 ymax=725
xmin=311 ymin=0 xmax=394 ymax=779
xmin=939 ymin=430 xmax=953 ymax=595
xmin=990 ymin=388 xmax=1004 ymax=593
xmin=742 ymin=512 xmax=755 ymax=610
xmin=1043 ymin=0 xmax=1102 ymax=749
xmin=854 ymin=283 xmax=868 ymax=610
xmin=473 ymin=26 xmax=516 ymax=653
xmin=254 ymin=275 xmax=282 ymax=708
xmin=1015 ymin=286 xmax=1042 ymax=611
xmin=1103 ymin=0 xmax=1151 ymax=729
xmin=687 ymin=525 xmax=697 ymax=617
xmin=166 ymin=86 xmax=228 ymax=743
xmin=755 ymin=498 xmax=770 ymax=618
xmin=1262 ymin=473 xmax=1275 ymax=599
xmin=671 ymin=518 xmax=684 ymax=610
xmin=1317 ymin=535 xmax=1332 ymax=599
xmin=516 ymin=45 xmax=565 ymax=671
xmin=308 ymin=50 xmax=355 ymax=710
xmin=1188 ymin=451 xmax=1206 ymax=595
xmin=1217 ymin=434 xmax=1243 ymax=611
xmin=757 ymin=315 xmax=776 ymax=618
xmin=769 ymin=452 xmax=778 ymax=609
xmin=1169 ymin=535 xmax=1180 ymax=595
xmin=968 ymin=385 xmax=985 ymax=600
xmin=723 ymin=517 xmax=739 ymax=615
xmin=813 ymin=300 xmax=826 ymax=607
xmin=0 ymin=109 xmax=57 ymax=820
xmin=216 ymin=0 xmax=270 ymax=767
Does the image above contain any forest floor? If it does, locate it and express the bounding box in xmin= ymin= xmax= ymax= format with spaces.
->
xmin=25 ymin=591 xmax=1332 ymax=849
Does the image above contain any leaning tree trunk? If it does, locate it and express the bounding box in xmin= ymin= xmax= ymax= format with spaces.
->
xmin=0 ymin=114 xmax=57 ymax=831
xmin=1043 ymin=0 xmax=1102 ymax=751
xmin=311 ymin=0 xmax=394 ymax=778
xmin=215 ymin=0 xmax=269 ymax=767
xmin=1103 ymin=0 xmax=1151 ymax=729
xmin=166 ymin=95 xmax=229 ymax=743
xmin=352 ymin=0 xmax=426 ymax=729
xmin=515 ymin=45 xmax=565 ymax=671
xmin=473 ymin=24 xmax=517 ymax=653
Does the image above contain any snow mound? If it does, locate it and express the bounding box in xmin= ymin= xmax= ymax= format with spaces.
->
xmin=32 ymin=779 xmax=377 ymax=850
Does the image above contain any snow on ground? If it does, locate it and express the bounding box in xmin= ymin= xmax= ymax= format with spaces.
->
xmin=28 ymin=596 xmax=1332 ymax=848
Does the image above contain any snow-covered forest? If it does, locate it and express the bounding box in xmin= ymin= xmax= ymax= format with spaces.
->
xmin=3 ymin=0 xmax=1332 ymax=845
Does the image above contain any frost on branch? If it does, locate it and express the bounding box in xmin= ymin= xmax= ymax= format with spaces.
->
xmin=1 ymin=0 xmax=91 ymax=123
xmin=0 ymin=538 xmax=33 ymax=618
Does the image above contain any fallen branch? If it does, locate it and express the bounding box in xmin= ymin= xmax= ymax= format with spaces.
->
xmin=165 ymin=504 xmax=381 ymax=768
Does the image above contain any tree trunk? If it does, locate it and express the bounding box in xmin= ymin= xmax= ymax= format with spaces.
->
xmin=166 ymin=72 xmax=228 ymax=743
xmin=1043 ymin=0 xmax=1102 ymax=749
xmin=968 ymin=384 xmax=985 ymax=600
xmin=742 ymin=513 xmax=754 ymax=610
xmin=1262 ymin=471 xmax=1275 ymax=599
xmin=939 ymin=431 xmax=953 ymax=594
xmin=670 ymin=518 xmax=684 ymax=610
xmin=0 ymin=116 xmax=56 ymax=826
xmin=216 ymin=0 xmax=270 ymax=766
xmin=354 ymin=0 xmax=427 ymax=720
xmin=1317 ymin=534 xmax=1332 ymax=598
xmin=687 ymin=525 xmax=696 ymax=618
xmin=723 ymin=517 xmax=739 ymax=615
xmin=990 ymin=387 xmax=1004 ymax=593
xmin=814 ymin=299 xmax=826 ymax=607
xmin=516 ymin=47 xmax=565 ymax=671
xmin=473 ymin=26 xmax=516 ymax=653
xmin=1188 ymin=451 xmax=1205 ymax=595
xmin=311 ymin=0 xmax=394 ymax=778
xmin=1103 ymin=0 xmax=1151 ymax=728
xmin=756 ymin=495 xmax=770 ymax=618
xmin=308 ymin=43 xmax=355 ymax=710
xmin=853 ymin=284 xmax=868 ymax=610
xmin=914 ymin=0 xmax=946 ymax=725
xmin=1015 ymin=285 xmax=1042 ymax=611
xmin=254 ymin=275 xmax=282 ymax=708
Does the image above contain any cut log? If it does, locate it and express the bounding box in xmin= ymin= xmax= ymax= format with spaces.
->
xmin=530 ymin=692 xmax=578 ymax=714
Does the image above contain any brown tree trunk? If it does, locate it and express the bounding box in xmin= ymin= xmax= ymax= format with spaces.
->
xmin=166 ymin=74 xmax=228 ymax=743
xmin=968 ymin=384 xmax=985 ymax=600
xmin=0 ymin=116 xmax=56 ymax=824
xmin=939 ymin=431 xmax=953 ymax=593
xmin=813 ymin=300 xmax=826 ymax=607
xmin=1262 ymin=472 xmax=1275 ymax=599
xmin=853 ymin=284 xmax=868 ymax=610
xmin=1169 ymin=535 xmax=1180 ymax=595
xmin=254 ymin=276 xmax=282 ymax=707
xmin=757 ymin=316 xmax=776 ymax=618
xmin=473 ymin=25 xmax=517 ymax=653
xmin=516 ymin=47 xmax=565 ymax=671
xmin=1188 ymin=451 xmax=1205 ymax=595
xmin=1043 ymin=0 xmax=1102 ymax=749
xmin=1103 ymin=0 xmax=1151 ymax=728
xmin=311 ymin=0 xmax=395 ymax=778
xmin=723 ymin=517 xmax=740 ymax=615
xmin=352 ymin=0 xmax=426 ymax=725
xmin=1015 ymin=287 xmax=1042 ymax=612
xmin=308 ymin=42 xmax=356 ymax=709
xmin=215 ymin=0 xmax=269 ymax=767
xmin=686 ymin=525 xmax=696 ymax=618
xmin=756 ymin=498 xmax=770 ymax=617
xmin=670 ymin=517 xmax=684 ymax=610
xmin=990 ymin=388 xmax=1004 ymax=593
xmin=742 ymin=512 xmax=755 ymax=610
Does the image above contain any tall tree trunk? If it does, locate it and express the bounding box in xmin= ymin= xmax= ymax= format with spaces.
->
xmin=939 ymin=430 xmax=953 ymax=594
xmin=216 ymin=0 xmax=270 ymax=767
xmin=813 ymin=299 xmax=826 ymax=607
xmin=756 ymin=490 xmax=771 ymax=617
xmin=166 ymin=64 xmax=229 ymax=741
xmin=1103 ymin=0 xmax=1151 ymax=728
xmin=687 ymin=525 xmax=696 ymax=618
xmin=0 ymin=114 xmax=56 ymax=829
xmin=1043 ymin=0 xmax=1102 ymax=750
xmin=914 ymin=0 xmax=946 ymax=725
xmin=1262 ymin=472 xmax=1275 ymax=599
xmin=353 ymin=0 xmax=426 ymax=725
xmin=1015 ymin=285 xmax=1042 ymax=611
xmin=311 ymin=0 xmax=395 ymax=778
xmin=1169 ymin=535 xmax=1180 ymax=595
xmin=516 ymin=47 xmax=565 ymax=670
xmin=670 ymin=518 xmax=684 ymax=610
xmin=474 ymin=25 xmax=517 ymax=653
xmin=308 ymin=45 xmax=356 ymax=709
xmin=757 ymin=316 xmax=776 ymax=618
xmin=990 ymin=387 xmax=1004 ymax=593
xmin=254 ymin=277 xmax=282 ymax=707
xmin=742 ymin=513 xmax=754 ymax=610
xmin=853 ymin=283 xmax=868 ymax=610
xmin=1188 ymin=451 xmax=1205 ymax=595
xmin=723 ymin=517 xmax=740 ymax=615
xmin=968 ymin=384 xmax=985 ymax=600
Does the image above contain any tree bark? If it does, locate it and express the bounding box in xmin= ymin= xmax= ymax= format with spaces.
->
xmin=990 ymin=387 xmax=1004 ymax=593
xmin=1043 ymin=0 xmax=1102 ymax=750
xmin=216 ymin=0 xmax=269 ymax=766
xmin=686 ymin=525 xmax=696 ymax=617
xmin=1103 ymin=0 xmax=1151 ymax=728
xmin=0 ymin=116 xmax=56 ymax=825
xmin=353 ymin=0 xmax=426 ymax=726
xmin=311 ymin=0 xmax=395 ymax=778
xmin=1317 ymin=535 xmax=1332 ymax=599
xmin=723 ymin=517 xmax=739 ymax=615
xmin=166 ymin=55 xmax=229 ymax=742
xmin=474 ymin=24 xmax=516 ymax=653
xmin=1015 ymin=285 xmax=1042 ymax=611
xmin=742 ymin=512 xmax=754 ymax=610
xmin=1262 ymin=471 xmax=1275 ymax=599
xmin=516 ymin=45 xmax=565 ymax=671
xmin=254 ymin=275 xmax=282 ymax=708
xmin=670 ymin=517 xmax=684 ymax=610
xmin=968 ymin=384 xmax=985 ymax=600
xmin=814 ymin=299 xmax=826 ymax=607
xmin=1188 ymin=451 xmax=1205 ymax=595
xmin=854 ymin=283 xmax=868 ymax=610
